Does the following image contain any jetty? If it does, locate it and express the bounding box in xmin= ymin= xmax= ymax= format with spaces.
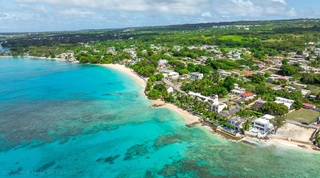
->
xmin=186 ymin=121 xmax=200 ymax=127
xmin=151 ymin=103 xmax=165 ymax=108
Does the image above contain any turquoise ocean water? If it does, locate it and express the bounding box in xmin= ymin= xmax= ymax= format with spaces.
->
xmin=0 ymin=57 xmax=319 ymax=178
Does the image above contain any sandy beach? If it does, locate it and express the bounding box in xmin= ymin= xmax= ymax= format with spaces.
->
xmin=101 ymin=64 xmax=146 ymax=88
xmin=269 ymin=138 xmax=320 ymax=153
xmin=151 ymin=100 xmax=200 ymax=124
xmin=101 ymin=64 xmax=200 ymax=125
xmin=164 ymin=103 xmax=200 ymax=124
xmin=268 ymin=123 xmax=320 ymax=153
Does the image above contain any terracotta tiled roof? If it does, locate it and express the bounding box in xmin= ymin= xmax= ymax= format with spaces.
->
xmin=241 ymin=92 xmax=253 ymax=97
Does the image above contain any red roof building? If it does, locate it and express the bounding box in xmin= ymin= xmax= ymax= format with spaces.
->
xmin=241 ymin=92 xmax=254 ymax=98
xmin=244 ymin=73 xmax=253 ymax=77
xmin=303 ymin=103 xmax=315 ymax=109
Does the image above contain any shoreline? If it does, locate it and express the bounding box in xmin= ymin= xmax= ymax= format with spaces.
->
xmin=150 ymin=100 xmax=200 ymax=124
xmin=101 ymin=64 xmax=320 ymax=154
xmin=0 ymin=55 xmax=79 ymax=63
xmin=6 ymin=57 xmax=319 ymax=154
xmin=101 ymin=64 xmax=200 ymax=125
xmin=100 ymin=64 xmax=146 ymax=88
xmin=269 ymin=137 xmax=319 ymax=153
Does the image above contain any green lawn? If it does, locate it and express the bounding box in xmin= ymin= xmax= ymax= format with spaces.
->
xmin=287 ymin=109 xmax=320 ymax=123
xmin=219 ymin=35 xmax=243 ymax=42
xmin=262 ymin=39 xmax=283 ymax=42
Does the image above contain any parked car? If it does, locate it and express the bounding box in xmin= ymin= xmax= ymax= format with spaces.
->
xmin=301 ymin=121 xmax=309 ymax=125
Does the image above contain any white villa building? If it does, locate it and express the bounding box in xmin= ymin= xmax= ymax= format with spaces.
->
xmin=274 ymin=97 xmax=294 ymax=109
xmin=253 ymin=118 xmax=274 ymax=135
xmin=260 ymin=114 xmax=275 ymax=120
xmin=188 ymin=92 xmax=227 ymax=113
xmin=211 ymin=95 xmax=228 ymax=113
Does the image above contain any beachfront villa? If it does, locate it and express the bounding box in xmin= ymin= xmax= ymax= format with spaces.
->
xmin=253 ymin=117 xmax=274 ymax=135
xmin=228 ymin=116 xmax=246 ymax=132
xmin=188 ymin=92 xmax=227 ymax=113
xmin=211 ymin=95 xmax=227 ymax=113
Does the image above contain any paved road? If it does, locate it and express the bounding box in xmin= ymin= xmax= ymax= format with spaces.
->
xmin=286 ymin=119 xmax=319 ymax=129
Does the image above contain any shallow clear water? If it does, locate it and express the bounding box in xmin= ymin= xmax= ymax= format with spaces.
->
xmin=0 ymin=57 xmax=319 ymax=178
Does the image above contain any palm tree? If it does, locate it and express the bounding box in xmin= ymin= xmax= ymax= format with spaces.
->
xmin=242 ymin=120 xmax=251 ymax=132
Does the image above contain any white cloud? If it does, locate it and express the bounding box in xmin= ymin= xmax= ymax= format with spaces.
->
xmin=14 ymin=0 xmax=208 ymax=14
xmin=287 ymin=8 xmax=296 ymax=17
xmin=212 ymin=0 xmax=294 ymax=18
xmin=0 ymin=12 xmax=9 ymax=20
xmin=59 ymin=8 xmax=95 ymax=17
xmin=201 ymin=12 xmax=211 ymax=17
xmin=0 ymin=0 xmax=313 ymax=32
xmin=271 ymin=0 xmax=286 ymax=5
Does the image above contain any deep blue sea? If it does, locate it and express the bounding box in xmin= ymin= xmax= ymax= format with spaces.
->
xmin=0 ymin=57 xmax=319 ymax=178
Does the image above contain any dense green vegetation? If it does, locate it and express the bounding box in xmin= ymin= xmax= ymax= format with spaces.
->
xmin=1 ymin=19 xmax=320 ymax=143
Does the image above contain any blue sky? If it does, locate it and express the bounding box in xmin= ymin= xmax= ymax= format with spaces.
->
xmin=0 ymin=0 xmax=319 ymax=32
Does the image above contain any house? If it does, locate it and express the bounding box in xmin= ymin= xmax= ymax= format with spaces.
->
xmin=309 ymin=95 xmax=317 ymax=100
xmin=244 ymin=73 xmax=253 ymax=77
xmin=219 ymin=70 xmax=232 ymax=77
xmin=159 ymin=69 xmax=175 ymax=78
xmin=228 ymin=116 xmax=246 ymax=132
xmin=158 ymin=59 xmax=168 ymax=68
xmin=272 ymin=86 xmax=283 ymax=91
xmin=180 ymin=74 xmax=190 ymax=80
xmin=252 ymin=100 xmax=266 ymax=109
xmin=260 ymin=114 xmax=275 ymax=120
xmin=301 ymin=89 xmax=310 ymax=97
xmin=253 ymin=118 xmax=274 ymax=135
xmin=214 ymin=103 xmax=228 ymax=113
xmin=303 ymin=103 xmax=315 ymax=110
xmin=292 ymin=83 xmax=307 ymax=89
xmin=67 ymin=57 xmax=76 ymax=62
xmin=166 ymin=86 xmax=174 ymax=93
xmin=284 ymin=86 xmax=296 ymax=91
xmin=211 ymin=95 xmax=227 ymax=113
xmin=241 ymin=92 xmax=254 ymax=100
xmin=190 ymin=72 xmax=204 ymax=81
xmin=168 ymin=72 xmax=180 ymax=80
xmin=219 ymin=108 xmax=241 ymax=118
xmin=267 ymin=75 xmax=290 ymax=83
xmin=211 ymin=95 xmax=228 ymax=113
xmin=240 ymin=65 xmax=250 ymax=70
xmin=230 ymin=89 xmax=245 ymax=95
xmin=274 ymin=97 xmax=294 ymax=109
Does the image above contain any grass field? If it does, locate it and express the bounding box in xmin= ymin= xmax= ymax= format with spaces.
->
xmin=219 ymin=35 xmax=243 ymax=42
xmin=287 ymin=109 xmax=320 ymax=123
xmin=262 ymin=39 xmax=283 ymax=42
